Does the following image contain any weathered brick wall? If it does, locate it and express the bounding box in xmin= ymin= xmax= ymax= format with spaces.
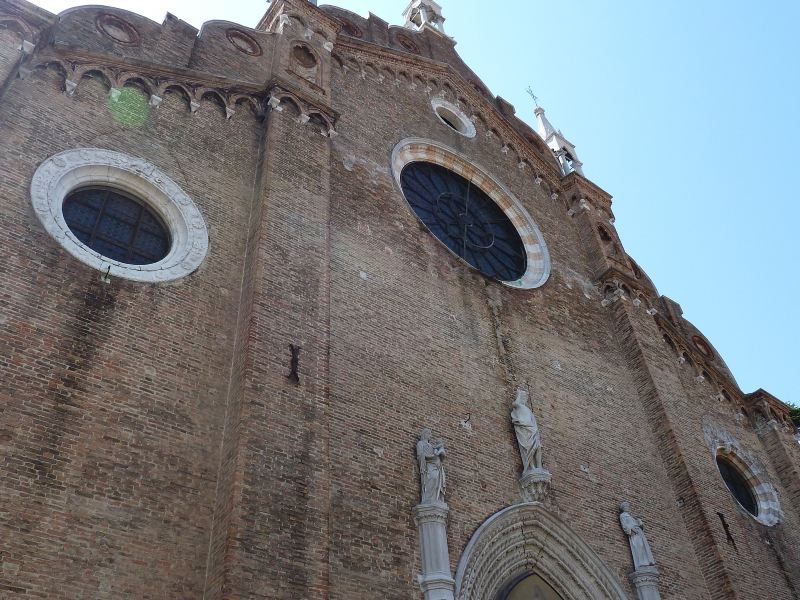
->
xmin=315 ymin=54 xmax=712 ymax=600
xmin=0 ymin=1 xmax=797 ymax=599
xmin=0 ymin=61 xmax=262 ymax=597
xmin=0 ymin=27 xmax=22 ymax=90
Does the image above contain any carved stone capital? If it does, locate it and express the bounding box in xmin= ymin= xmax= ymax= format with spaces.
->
xmin=518 ymin=467 xmax=552 ymax=503
xmin=413 ymin=502 xmax=449 ymax=525
xmin=628 ymin=566 xmax=661 ymax=600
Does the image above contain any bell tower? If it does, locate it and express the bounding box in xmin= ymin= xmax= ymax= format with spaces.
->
xmin=534 ymin=105 xmax=584 ymax=176
xmin=403 ymin=0 xmax=447 ymax=34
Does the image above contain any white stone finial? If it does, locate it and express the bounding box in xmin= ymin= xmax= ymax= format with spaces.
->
xmin=403 ymin=0 xmax=447 ymax=35
xmin=534 ymin=105 xmax=584 ymax=177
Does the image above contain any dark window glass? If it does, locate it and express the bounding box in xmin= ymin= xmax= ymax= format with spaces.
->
xmin=62 ymin=187 xmax=171 ymax=265
xmin=400 ymin=162 xmax=527 ymax=282
xmin=717 ymin=456 xmax=758 ymax=516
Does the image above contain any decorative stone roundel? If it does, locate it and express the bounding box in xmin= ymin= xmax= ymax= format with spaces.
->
xmin=431 ymin=97 xmax=476 ymax=138
xmin=226 ymin=28 xmax=262 ymax=56
xmin=396 ymin=34 xmax=420 ymax=54
xmin=31 ymin=148 xmax=209 ymax=283
xmin=454 ymin=503 xmax=628 ymax=600
xmin=95 ymin=14 xmax=140 ymax=46
xmin=392 ymin=139 xmax=551 ymax=289
xmin=691 ymin=335 xmax=715 ymax=359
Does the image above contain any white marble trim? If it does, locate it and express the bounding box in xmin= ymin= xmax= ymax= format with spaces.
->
xmin=30 ymin=148 xmax=209 ymax=283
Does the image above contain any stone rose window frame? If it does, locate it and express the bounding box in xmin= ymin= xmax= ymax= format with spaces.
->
xmin=704 ymin=421 xmax=783 ymax=526
xmin=30 ymin=148 xmax=209 ymax=283
xmin=391 ymin=138 xmax=551 ymax=290
xmin=430 ymin=97 xmax=476 ymax=138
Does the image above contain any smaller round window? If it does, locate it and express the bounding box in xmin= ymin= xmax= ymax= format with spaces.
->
xmin=62 ymin=187 xmax=171 ymax=266
xmin=431 ymin=98 xmax=476 ymax=138
xmin=716 ymin=455 xmax=758 ymax=516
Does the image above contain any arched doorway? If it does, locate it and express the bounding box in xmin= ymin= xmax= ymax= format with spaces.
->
xmin=455 ymin=503 xmax=628 ymax=600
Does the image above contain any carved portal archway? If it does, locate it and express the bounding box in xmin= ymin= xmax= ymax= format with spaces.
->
xmin=454 ymin=503 xmax=628 ymax=600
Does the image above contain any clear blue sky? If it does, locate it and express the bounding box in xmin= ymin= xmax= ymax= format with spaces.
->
xmin=35 ymin=0 xmax=799 ymax=405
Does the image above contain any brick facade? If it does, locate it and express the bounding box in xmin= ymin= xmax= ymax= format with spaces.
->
xmin=0 ymin=0 xmax=797 ymax=598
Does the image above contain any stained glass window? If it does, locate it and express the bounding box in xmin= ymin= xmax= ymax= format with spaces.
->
xmin=62 ymin=187 xmax=171 ymax=265
xmin=716 ymin=456 xmax=758 ymax=516
xmin=400 ymin=162 xmax=526 ymax=282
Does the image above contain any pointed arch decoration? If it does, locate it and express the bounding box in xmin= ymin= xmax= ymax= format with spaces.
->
xmin=454 ymin=503 xmax=628 ymax=600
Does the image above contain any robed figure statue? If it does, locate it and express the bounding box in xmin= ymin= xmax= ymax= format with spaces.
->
xmin=619 ymin=501 xmax=656 ymax=569
xmin=417 ymin=428 xmax=446 ymax=505
xmin=511 ymin=389 xmax=543 ymax=473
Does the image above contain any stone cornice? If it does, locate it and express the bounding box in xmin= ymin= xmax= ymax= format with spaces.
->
xmin=654 ymin=313 xmax=743 ymax=401
xmin=257 ymin=0 xmax=343 ymax=34
xmin=40 ymin=47 xmax=263 ymax=92
xmin=561 ymin=171 xmax=613 ymax=211
xmin=746 ymin=389 xmax=792 ymax=420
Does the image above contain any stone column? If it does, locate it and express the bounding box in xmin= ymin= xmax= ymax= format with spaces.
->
xmin=629 ymin=566 xmax=661 ymax=600
xmin=414 ymin=428 xmax=455 ymax=600
xmin=413 ymin=503 xmax=455 ymax=600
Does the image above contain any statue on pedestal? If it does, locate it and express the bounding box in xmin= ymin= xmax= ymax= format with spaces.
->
xmin=510 ymin=389 xmax=551 ymax=503
xmin=619 ymin=501 xmax=656 ymax=569
xmin=511 ymin=389 xmax=542 ymax=473
xmin=417 ymin=428 xmax=447 ymax=505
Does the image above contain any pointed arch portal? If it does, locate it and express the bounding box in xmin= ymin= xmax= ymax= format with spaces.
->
xmin=454 ymin=503 xmax=628 ymax=600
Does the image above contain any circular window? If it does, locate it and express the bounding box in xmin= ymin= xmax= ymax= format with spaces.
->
xmin=400 ymin=161 xmax=526 ymax=282
xmin=62 ymin=187 xmax=171 ymax=266
xmin=716 ymin=455 xmax=758 ymax=516
xmin=95 ymin=14 xmax=140 ymax=46
xmin=31 ymin=148 xmax=209 ymax=283
xmin=431 ymin=97 xmax=476 ymax=138
xmin=392 ymin=139 xmax=550 ymax=289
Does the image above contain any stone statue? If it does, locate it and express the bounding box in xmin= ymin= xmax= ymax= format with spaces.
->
xmin=417 ymin=428 xmax=446 ymax=505
xmin=619 ymin=502 xmax=656 ymax=569
xmin=511 ymin=389 xmax=542 ymax=473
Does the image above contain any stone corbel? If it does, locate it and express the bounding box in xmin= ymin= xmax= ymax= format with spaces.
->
xmin=19 ymin=40 xmax=35 ymax=55
xmin=108 ymin=87 xmax=121 ymax=101
xmin=297 ymin=113 xmax=310 ymax=124
xmin=190 ymin=100 xmax=200 ymax=113
xmin=601 ymin=287 xmax=626 ymax=307
xmin=567 ymin=198 xmax=592 ymax=217
xmin=277 ymin=14 xmax=291 ymax=34
xmin=267 ymin=95 xmax=283 ymax=111
xmin=323 ymin=41 xmax=334 ymax=52
xmin=225 ymin=106 xmax=236 ymax=120
xmin=64 ymin=79 xmax=78 ymax=97
xmin=303 ymin=27 xmax=314 ymax=40
xmin=534 ymin=175 xmax=542 ymax=185
xmin=646 ymin=308 xmax=658 ymax=316
xmin=550 ymin=192 xmax=559 ymax=201
xmin=149 ymin=94 xmax=162 ymax=108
